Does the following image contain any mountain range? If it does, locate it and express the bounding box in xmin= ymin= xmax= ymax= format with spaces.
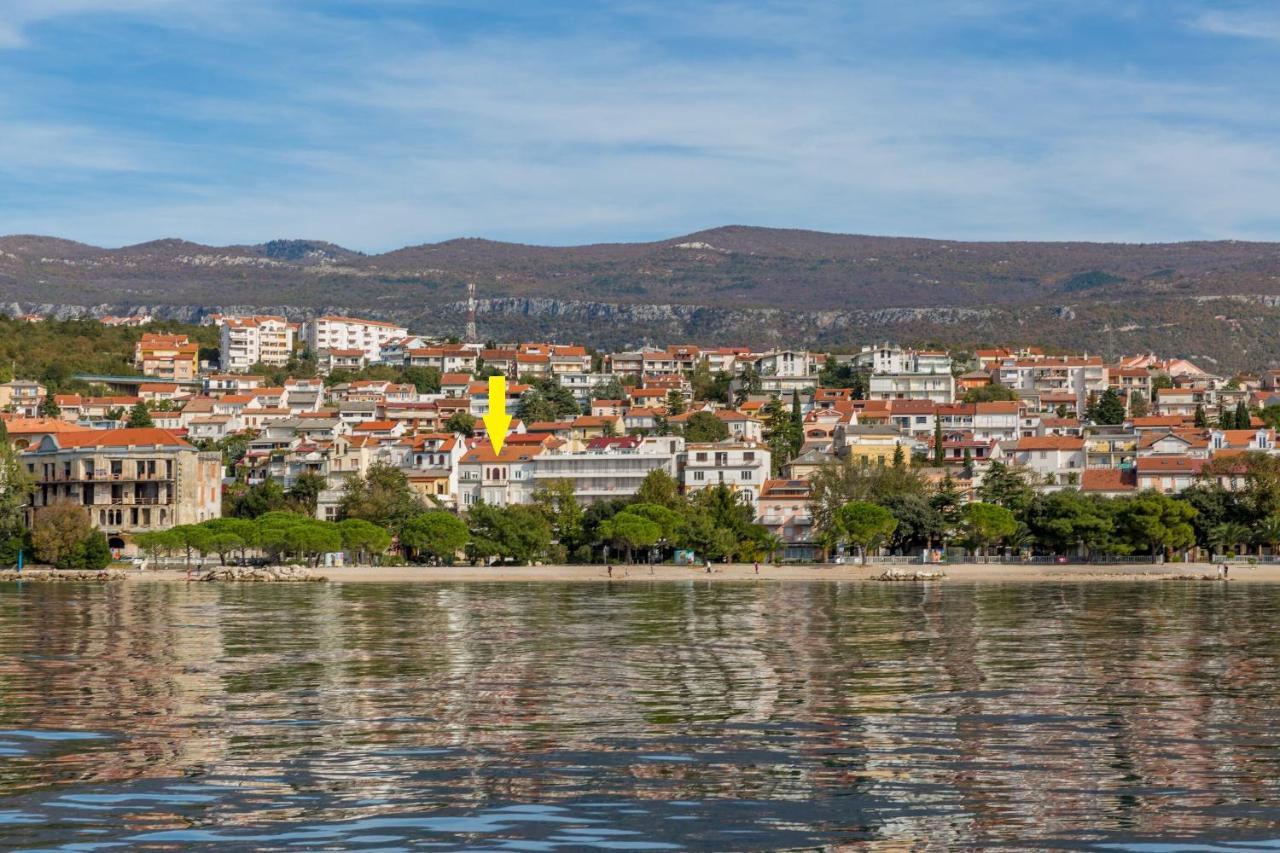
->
xmin=3 ymin=225 xmax=1280 ymax=370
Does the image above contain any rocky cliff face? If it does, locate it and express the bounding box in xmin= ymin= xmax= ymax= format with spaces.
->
xmin=6 ymin=226 xmax=1280 ymax=368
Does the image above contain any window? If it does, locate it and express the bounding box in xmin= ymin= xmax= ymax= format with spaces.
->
xmin=741 ymin=470 xmax=752 ymax=480
xmin=743 ymin=452 xmax=755 ymax=462
xmin=694 ymin=471 xmax=705 ymax=481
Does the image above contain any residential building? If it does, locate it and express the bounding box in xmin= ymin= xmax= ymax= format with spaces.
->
xmin=681 ymin=441 xmax=771 ymax=509
xmin=22 ymin=428 xmax=222 ymax=555
xmin=134 ymin=333 xmax=199 ymax=381
xmin=307 ymin=315 xmax=409 ymax=362
xmin=218 ymin=315 xmax=294 ymax=371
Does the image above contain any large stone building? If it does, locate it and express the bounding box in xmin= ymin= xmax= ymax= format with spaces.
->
xmin=23 ymin=428 xmax=222 ymax=554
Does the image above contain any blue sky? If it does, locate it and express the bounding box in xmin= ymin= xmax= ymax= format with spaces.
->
xmin=1 ymin=0 xmax=1278 ymax=251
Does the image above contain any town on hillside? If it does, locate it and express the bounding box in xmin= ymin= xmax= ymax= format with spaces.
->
xmin=1 ymin=310 xmax=1276 ymax=568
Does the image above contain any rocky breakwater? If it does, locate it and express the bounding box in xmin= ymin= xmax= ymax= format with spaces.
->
xmin=0 ymin=569 xmax=126 ymax=582
xmin=193 ymin=565 xmax=327 ymax=582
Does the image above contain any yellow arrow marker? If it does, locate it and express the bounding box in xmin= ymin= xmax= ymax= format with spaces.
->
xmin=482 ymin=375 xmax=513 ymax=454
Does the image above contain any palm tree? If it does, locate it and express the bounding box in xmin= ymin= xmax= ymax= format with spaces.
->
xmin=1210 ymin=521 xmax=1251 ymax=557
xmin=1005 ymin=524 xmax=1035 ymax=558
xmin=761 ymin=533 xmax=786 ymax=564
xmin=1255 ymin=515 xmax=1280 ymax=557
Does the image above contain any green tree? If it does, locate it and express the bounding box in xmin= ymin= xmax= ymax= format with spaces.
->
xmin=517 ymin=389 xmax=559 ymax=424
xmin=338 ymin=462 xmax=423 ymax=533
xmin=1114 ymin=491 xmax=1197 ymax=557
xmin=39 ymin=395 xmax=60 ymax=418
xmin=285 ymin=472 xmax=327 ymax=516
xmin=400 ymin=366 xmax=442 ymax=394
xmin=224 ymin=477 xmax=289 ymax=518
xmin=962 ymin=385 xmax=1018 ymax=403
xmin=598 ymin=511 xmax=662 ymax=563
xmin=400 ymin=511 xmax=468 ymax=563
xmin=961 ymin=502 xmax=1018 ymax=557
xmin=1194 ymin=404 xmax=1208 ymax=428
xmin=976 ymin=461 xmax=1037 ymax=518
xmin=762 ymin=394 xmax=794 ymax=474
xmin=879 ymin=491 xmax=943 ymax=552
xmin=80 ymin=531 xmax=113 ymax=570
xmin=1254 ymin=514 xmax=1280 ymax=556
xmin=684 ymin=411 xmax=729 ymax=442
xmin=1028 ymin=490 xmax=1113 ymax=557
xmin=1236 ymin=400 xmax=1252 ymax=429
xmin=466 ymin=502 xmax=552 ymax=565
xmin=837 ymin=501 xmax=897 ymax=564
xmin=444 ymin=411 xmax=477 ymax=437
xmin=31 ymin=504 xmax=93 ymax=569
xmin=810 ymin=456 xmax=926 ymax=549
xmin=337 ymin=518 xmax=393 ymax=562
xmin=126 ymin=401 xmax=154 ymax=428
xmin=0 ymin=421 xmax=35 ymax=563
xmin=664 ymin=389 xmax=686 ymax=416
xmin=1208 ymin=520 xmax=1251 ymax=556
xmin=1085 ymin=388 xmax=1126 ymax=425
xmin=932 ymin=418 xmax=945 ymax=466
xmin=532 ymin=479 xmax=586 ymax=553
xmin=635 ymin=469 xmax=683 ymax=509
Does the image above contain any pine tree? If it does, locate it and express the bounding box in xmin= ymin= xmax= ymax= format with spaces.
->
xmin=789 ymin=390 xmax=803 ymax=456
xmin=127 ymin=401 xmax=154 ymax=428
xmin=762 ymin=395 xmax=792 ymax=474
xmin=1194 ymin=404 xmax=1207 ymax=428
xmin=933 ymin=418 xmax=945 ymax=466
xmin=892 ymin=444 xmax=905 ymax=468
xmin=1236 ymin=400 xmax=1252 ymax=429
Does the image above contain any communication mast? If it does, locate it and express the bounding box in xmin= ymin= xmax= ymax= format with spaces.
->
xmin=466 ymin=282 xmax=477 ymax=342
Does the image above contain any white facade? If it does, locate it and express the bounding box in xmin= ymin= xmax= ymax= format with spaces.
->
xmin=680 ymin=441 xmax=772 ymax=509
xmin=307 ymin=315 xmax=410 ymax=362
xmin=530 ymin=436 xmax=684 ymax=503
xmin=219 ymin=316 xmax=294 ymax=372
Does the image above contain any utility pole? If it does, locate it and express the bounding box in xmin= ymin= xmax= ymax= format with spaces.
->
xmin=466 ymin=282 xmax=477 ymax=343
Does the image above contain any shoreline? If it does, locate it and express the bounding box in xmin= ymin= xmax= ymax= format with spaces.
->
xmin=96 ymin=562 xmax=1274 ymax=584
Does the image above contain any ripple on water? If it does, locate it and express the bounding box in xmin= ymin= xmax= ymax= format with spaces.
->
xmin=0 ymin=581 xmax=1278 ymax=849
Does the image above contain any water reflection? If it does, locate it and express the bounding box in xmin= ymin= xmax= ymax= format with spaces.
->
xmin=0 ymin=581 xmax=1278 ymax=849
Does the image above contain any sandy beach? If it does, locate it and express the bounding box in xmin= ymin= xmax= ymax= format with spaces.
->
xmin=113 ymin=561 xmax=1280 ymax=584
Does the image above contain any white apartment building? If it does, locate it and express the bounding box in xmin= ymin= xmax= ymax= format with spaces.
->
xmin=1006 ymin=436 xmax=1087 ymax=488
xmin=530 ymin=436 xmax=684 ymax=504
xmin=680 ymin=441 xmax=772 ymax=509
xmin=218 ymin=315 xmax=295 ymax=372
xmin=457 ymin=444 xmax=543 ymax=508
xmin=863 ymin=345 xmax=955 ymax=404
xmin=997 ymin=357 xmax=1108 ymax=411
xmin=972 ymin=402 xmax=1021 ymax=442
xmin=868 ymin=371 xmax=955 ymax=404
xmin=854 ymin=343 xmax=949 ymax=374
xmin=307 ymin=315 xmax=409 ymax=362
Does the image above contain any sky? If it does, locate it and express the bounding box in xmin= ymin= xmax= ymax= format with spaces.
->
xmin=1 ymin=0 xmax=1279 ymax=251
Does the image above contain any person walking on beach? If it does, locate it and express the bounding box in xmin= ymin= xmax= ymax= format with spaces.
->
xmin=754 ymin=561 xmax=759 ymax=574
xmin=607 ymin=564 xmax=613 ymax=578
xmin=1223 ymin=563 xmax=1230 ymax=580
xmin=704 ymin=559 xmax=712 ymax=574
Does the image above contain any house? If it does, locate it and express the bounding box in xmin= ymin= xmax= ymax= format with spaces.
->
xmin=0 ymin=380 xmax=47 ymax=417
xmin=134 ymin=333 xmax=199 ymax=381
xmin=22 ymin=428 xmax=222 ymax=555
xmin=681 ymin=441 xmax=772 ymax=509
xmin=1006 ymin=435 xmax=1086 ymax=487
xmin=756 ymin=479 xmax=816 ymax=560
xmin=1135 ymin=456 xmax=1204 ymax=494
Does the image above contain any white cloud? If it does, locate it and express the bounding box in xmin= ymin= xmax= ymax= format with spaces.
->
xmin=1 ymin=1 xmax=1279 ymax=248
xmin=1192 ymin=9 xmax=1280 ymax=42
